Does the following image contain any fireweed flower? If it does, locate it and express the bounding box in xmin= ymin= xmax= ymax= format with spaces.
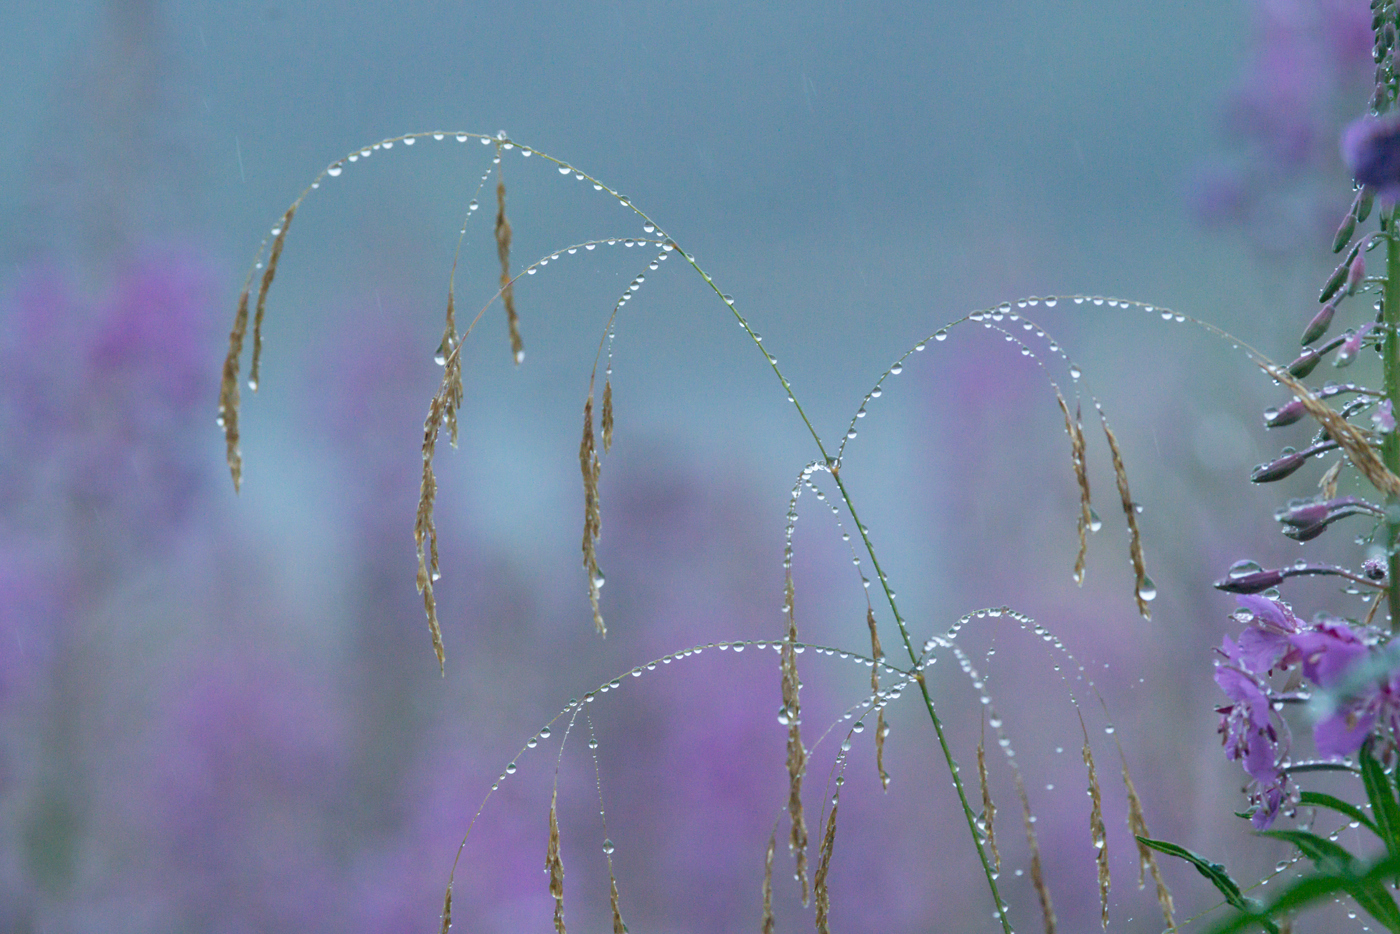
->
xmin=1231 ymin=593 xmax=1303 ymax=673
xmin=1342 ymin=112 xmax=1400 ymax=202
xmin=1215 ymin=637 xmax=1291 ymax=829
xmin=1211 ymin=594 xmax=1312 ymax=829
xmin=1290 ymin=619 xmax=1400 ymax=758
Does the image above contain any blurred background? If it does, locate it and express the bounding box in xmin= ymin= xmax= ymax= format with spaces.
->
xmin=0 ymin=0 xmax=1383 ymax=931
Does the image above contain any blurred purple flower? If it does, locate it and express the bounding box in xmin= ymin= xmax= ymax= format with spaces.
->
xmin=1342 ymin=113 xmax=1400 ymax=203
xmin=1190 ymin=0 xmax=1374 ymax=253
xmin=1291 ymin=617 xmax=1368 ymax=688
xmin=1 ymin=249 xmax=218 ymax=546
xmin=1290 ymin=620 xmax=1400 ymax=758
xmin=133 ymin=647 xmax=352 ymax=932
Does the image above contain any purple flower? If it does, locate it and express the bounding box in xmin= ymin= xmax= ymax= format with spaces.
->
xmin=1342 ymin=113 xmax=1400 ymax=203
xmin=1291 ymin=618 xmax=1368 ymax=688
xmin=1232 ymin=594 xmax=1302 ymax=673
xmin=1289 ymin=619 xmax=1396 ymax=758
xmin=1215 ymin=641 xmax=1291 ymax=828
xmin=1250 ymin=778 xmax=1290 ymax=831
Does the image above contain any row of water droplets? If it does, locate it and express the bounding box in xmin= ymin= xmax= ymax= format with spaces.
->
xmin=447 ymin=637 xmax=919 ymax=875
xmin=481 ymin=638 xmax=916 ymax=792
xmin=921 ymin=624 xmax=1025 ymax=920
xmin=830 ymin=295 xmax=1164 ymax=599
xmin=834 ymin=294 xmax=1172 ymax=461
xmin=922 ymin=605 xmax=1134 ymax=924
xmin=933 ymin=605 xmax=1118 ymax=738
xmin=309 ymin=128 xmax=669 ymax=249
xmin=782 ymin=461 xmax=890 ymax=600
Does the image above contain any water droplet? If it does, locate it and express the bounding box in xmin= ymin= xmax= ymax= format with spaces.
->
xmin=327 ymin=164 xmax=343 ymax=176
xmin=1088 ymin=508 xmax=1103 ymax=532
xmin=539 ymin=726 xmax=551 ymax=738
xmin=934 ymin=329 xmax=948 ymax=341
xmin=505 ymin=762 xmax=517 ymax=774
xmin=588 ymin=737 xmax=599 ymax=749
xmin=247 ymin=378 xmax=258 ymax=391
xmin=890 ymin=363 xmax=903 ymax=375
xmin=1068 ymin=364 xmax=1082 ymax=380
xmin=1137 ymin=577 xmax=1157 ymax=602
xmin=602 ymin=839 xmax=615 ymax=854
xmin=1228 ymin=559 xmax=1264 ymax=579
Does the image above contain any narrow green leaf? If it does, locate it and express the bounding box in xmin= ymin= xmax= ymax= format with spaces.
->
xmin=1258 ymin=829 xmax=1358 ymax=872
xmin=1361 ymin=740 xmax=1400 ymax=856
xmin=1138 ymin=836 xmax=1274 ymax=931
xmin=1203 ymin=853 xmax=1400 ymax=934
xmin=1298 ymin=790 xmax=1381 ymax=838
xmin=1351 ymin=879 xmax=1400 ymax=933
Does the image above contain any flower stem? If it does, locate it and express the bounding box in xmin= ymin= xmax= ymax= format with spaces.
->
xmin=1384 ymin=206 xmax=1400 ymax=631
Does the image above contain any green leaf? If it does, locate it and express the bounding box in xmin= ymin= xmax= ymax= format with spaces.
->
xmin=1298 ymin=790 xmax=1381 ymax=838
xmin=1138 ymin=836 xmax=1277 ymax=933
xmin=1360 ymin=740 xmax=1400 ymax=857
xmin=1203 ymin=853 xmax=1400 ymax=934
xmin=1258 ymin=829 xmax=1357 ymax=872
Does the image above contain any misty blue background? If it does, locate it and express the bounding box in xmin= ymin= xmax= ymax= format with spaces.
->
xmin=1 ymin=1 xmax=1374 ymax=931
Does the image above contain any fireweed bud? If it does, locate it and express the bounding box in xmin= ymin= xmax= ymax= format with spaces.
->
xmin=1333 ymin=212 xmax=1357 ymax=253
xmin=1301 ymin=302 xmax=1336 ymax=345
xmin=1263 ymin=398 xmax=1306 ymax=427
xmin=1376 ymin=399 xmax=1396 ymax=433
xmin=1287 ymin=347 xmax=1322 ymax=378
xmin=1359 ymin=187 xmax=1376 ymax=223
xmin=1320 ymin=251 xmax=1353 ymax=303
xmin=1346 ymin=251 xmax=1367 ymax=295
xmin=1275 ymin=499 xmax=1330 ymax=528
xmin=1251 ymin=448 xmax=1309 ymax=483
xmin=1335 ymin=323 xmax=1374 ymax=367
xmin=1342 ymin=113 xmax=1400 ymax=203
xmin=1214 ymin=562 xmax=1286 ymax=595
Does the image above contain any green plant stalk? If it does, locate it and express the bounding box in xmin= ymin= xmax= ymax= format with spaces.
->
xmin=418 ymin=140 xmax=1008 ymax=927
xmin=671 ymin=252 xmax=1012 ymax=932
xmin=1386 ymin=207 xmax=1400 ymax=633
